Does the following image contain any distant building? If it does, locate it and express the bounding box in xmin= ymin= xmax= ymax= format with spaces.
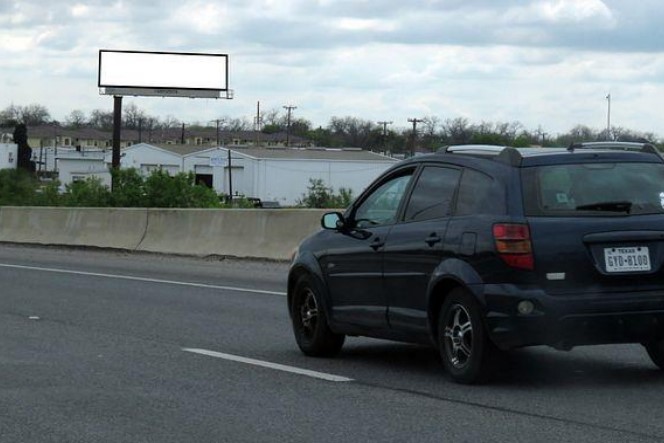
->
xmin=0 ymin=143 xmax=17 ymax=170
xmin=0 ymin=125 xmax=316 ymax=175
xmin=0 ymin=125 xmax=313 ymax=153
xmin=56 ymin=143 xmax=397 ymax=205
xmin=56 ymin=150 xmax=110 ymax=188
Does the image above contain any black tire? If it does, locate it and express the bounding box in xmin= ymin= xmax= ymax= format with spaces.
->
xmin=644 ymin=339 xmax=664 ymax=370
xmin=437 ymin=288 xmax=501 ymax=384
xmin=291 ymin=275 xmax=345 ymax=357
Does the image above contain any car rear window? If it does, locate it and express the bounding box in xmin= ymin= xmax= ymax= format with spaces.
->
xmin=522 ymin=162 xmax=664 ymax=216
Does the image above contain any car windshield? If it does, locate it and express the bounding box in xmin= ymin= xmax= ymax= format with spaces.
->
xmin=522 ymin=162 xmax=664 ymax=216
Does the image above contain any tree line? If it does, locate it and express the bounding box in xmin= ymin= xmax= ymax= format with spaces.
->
xmin=1 ymin=103 xmax=659 ymax=152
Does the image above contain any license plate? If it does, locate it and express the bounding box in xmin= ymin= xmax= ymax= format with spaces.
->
xmin=604 ymin=247 xmax=651 ymax=273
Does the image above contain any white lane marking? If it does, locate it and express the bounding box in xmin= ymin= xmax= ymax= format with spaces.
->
xmin=182 ymin=348 xmax=354 ymax=383
xmin=0 ymin=263 xmax=286 ymax=296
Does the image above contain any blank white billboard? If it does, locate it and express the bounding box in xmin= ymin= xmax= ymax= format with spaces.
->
xmin=98 ymin=50 xmax=228 ymax=98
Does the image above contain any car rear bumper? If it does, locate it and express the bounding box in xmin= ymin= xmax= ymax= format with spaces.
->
xmin=480 ymin=284 xmax=664 ymax=350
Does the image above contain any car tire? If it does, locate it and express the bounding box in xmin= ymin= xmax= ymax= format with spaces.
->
xmin=291 ymin=275 xmax=345 ymax=357
xmin=438 ymin=288 xmax=500 ymax=384
xmin=644 ymin=339 xmax=664 ymax=370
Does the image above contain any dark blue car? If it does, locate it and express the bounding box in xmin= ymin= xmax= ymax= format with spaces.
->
xmin=288 ymin=142 xmax=664 ymax=383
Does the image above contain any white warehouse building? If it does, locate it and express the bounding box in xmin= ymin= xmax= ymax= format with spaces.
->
xmin=57 ymin=143 xmax=398 ymax=205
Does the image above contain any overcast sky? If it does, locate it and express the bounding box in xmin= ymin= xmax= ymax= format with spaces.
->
xmin=2 ymin=0 xmax=664 ymax=135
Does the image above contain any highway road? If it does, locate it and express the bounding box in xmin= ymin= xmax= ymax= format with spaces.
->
xmin=1 ymin=244 xmax=663 ymax=442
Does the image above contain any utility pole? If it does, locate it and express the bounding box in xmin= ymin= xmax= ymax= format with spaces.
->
xmin=283 ymin=104 xmax=297 ymax=147
xmin=377 ymin=121 xmax=393 ymax=150
xmin=215 ymin=119 xmax=220 ymax=146
xmin=180 ymin=123 xmax=186 ymax=144
xmin=407 ymin=118 xmax=424 ymax=157
xmin=227 ymin=148 xmax=233 ymax=202
xmin=536 ymin=125 xmax=547 ymax=147
xmin=255 ymin=101 xmax=262 ymax=146
xmin=606 ymin=93 xmax=611 ymax=140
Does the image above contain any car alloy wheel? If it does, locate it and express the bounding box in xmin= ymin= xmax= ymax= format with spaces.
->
xmin=298 ymin=287 xmax=319 ymax=340
xmin=291 ymin=275 xmax=345 ymax=357
xmin=438 ymin=288 xmax=501 ymax=384
xmin=443 ymin=303 xmax=474 ymax=369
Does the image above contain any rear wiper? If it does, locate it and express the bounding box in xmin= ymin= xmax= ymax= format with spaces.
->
xmin=575 ymin=201 xmax=632 ymax=213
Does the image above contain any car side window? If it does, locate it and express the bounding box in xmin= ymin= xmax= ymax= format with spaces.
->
xmin=404 ymin=166 xmax=461 ymax=222
xmin=353 ymin=172 xmax=413 ymax=228
xmin=455 ymin=169 xmax=497 ymax=216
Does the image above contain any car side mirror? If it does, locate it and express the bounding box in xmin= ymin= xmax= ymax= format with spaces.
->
xmin=321 ymin=212 xmax=346 ymax=230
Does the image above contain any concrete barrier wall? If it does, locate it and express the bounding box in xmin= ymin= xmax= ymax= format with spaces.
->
xmin=0 ymin=207 xmax=328 ymax=260
xmin=0 ymin=207 xmax=149 ymax=250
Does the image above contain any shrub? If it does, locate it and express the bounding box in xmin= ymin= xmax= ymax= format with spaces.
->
xmin=32 ymin=180 xmax=62 ymax=206
xmin=110 ymin=168 xmax=146 ymax=207
xmin=298 ymin=178 xmax=354 ymax=208
xmin=0 ymin=169 xmax=40 ymax=206
xmin=143 ymin=170 xmax=221 ymax=208
xmin=60 ymin=177 xmax=112 ymax=207
xmin=0 ymin=167 xmax=224 ymax=209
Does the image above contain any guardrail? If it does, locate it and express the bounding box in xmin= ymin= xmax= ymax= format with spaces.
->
xmin=0 ymin=207 xmax=328 ymax=260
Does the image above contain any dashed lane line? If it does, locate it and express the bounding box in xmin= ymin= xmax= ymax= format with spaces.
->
xmin=182 ymin=347 xmax=354 ymax=382
xmin=0 ymin=263 xmax=286 ymax=296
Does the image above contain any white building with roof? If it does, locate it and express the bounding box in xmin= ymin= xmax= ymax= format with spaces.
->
xmin=0 ymin=143 xmax=17 ymax=170
xmin=223 ymin=147 xmax=396 ymax=205
xmin=56 ymin=150 xmax=111 ymax=188
xmin=56 ymin=143 xmax=398 ymax=205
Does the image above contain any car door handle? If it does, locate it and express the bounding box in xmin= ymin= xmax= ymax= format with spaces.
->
xmin=425 ymin=234 xmax=442 ymax=247
xmin=370 ymin=238 xmax=385 ymax=251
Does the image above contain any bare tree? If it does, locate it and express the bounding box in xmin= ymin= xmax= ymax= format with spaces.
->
xmin=89 ymin=109 xmax=114 ymax=130
xmin=0 ymin=104 xmax=22 ymax=125
xmin=123 ymin=103 xmax=148 ymax=129
xmin=216 ymin=116 xmax=252 ymax=132
xmin=420 ymin=115 xmax=442 ymax=150
xmin=262 ymin=108 xmax=283 ymax=127
xmin=161 ymin=115 xmax=181 ymax=130
xmin=0 ymin=103 xmax=50 ymax=126
xmin=495 ymin=121 xmax=523 ymax=143
xmin=19 ymin=104 xmax=51 ymax=125
xmin=443 ymin=117 xmax=472 ymax=144
xmin=65 ymin=110 xmax=87 ymax=129
xmin=328 ymin=116 xmax=378 ymax=148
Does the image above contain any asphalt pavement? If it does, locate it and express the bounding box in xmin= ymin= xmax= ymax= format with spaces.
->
xmin=0 ymin=244 xmax=663 ymax=442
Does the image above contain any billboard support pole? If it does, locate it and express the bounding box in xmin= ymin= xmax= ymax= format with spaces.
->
xmin=227 ymin=148 xmax=233 ymax=202
xmin=111 ymin=95 xmax=123 ymax=190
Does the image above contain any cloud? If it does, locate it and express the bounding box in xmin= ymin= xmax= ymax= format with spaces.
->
xmin=2 ymin=0 xmax=664 ymax=136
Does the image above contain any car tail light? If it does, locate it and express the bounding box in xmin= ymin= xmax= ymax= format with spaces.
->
xmin=493 ymin=223 xmax=534 ymax=270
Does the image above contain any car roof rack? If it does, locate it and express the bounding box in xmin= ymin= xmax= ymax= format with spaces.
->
xmin=567 ymin=141 xmax=660 ymax=154
xmin=439 ymin=144 xmax=523 ymax=166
